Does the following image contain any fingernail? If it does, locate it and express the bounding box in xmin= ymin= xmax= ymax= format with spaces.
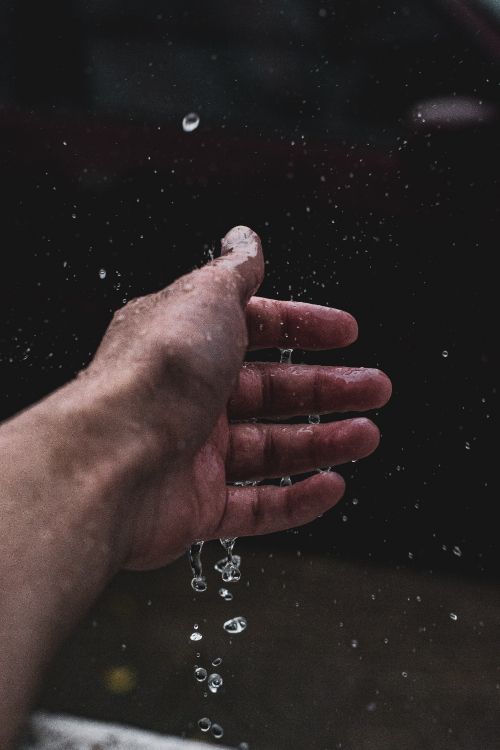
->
xmin=221 ymin=225 xmax=254 ymax=256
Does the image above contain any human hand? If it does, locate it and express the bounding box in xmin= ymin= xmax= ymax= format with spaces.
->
xmin=49 ymin=226 xmax=391 ymax=570
xmin=0 ymin=225 xmax=391 ymax=747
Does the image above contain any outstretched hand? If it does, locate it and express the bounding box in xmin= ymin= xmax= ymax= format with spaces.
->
xmin=71 ymin=225 xmax=391 ymax=569
xmin=0 ymin=225 xmax=391 ymax=747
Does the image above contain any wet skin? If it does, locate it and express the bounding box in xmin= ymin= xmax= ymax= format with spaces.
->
xmin=0 ymin=226 xmax=391 ymax=747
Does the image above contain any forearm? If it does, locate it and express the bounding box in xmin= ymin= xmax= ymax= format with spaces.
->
xmin=0 ymin=385 xmax=130 ymax=748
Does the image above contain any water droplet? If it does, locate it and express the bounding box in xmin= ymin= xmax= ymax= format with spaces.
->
xmin=218 ymin=587 xmax=234 ymax=601
xmin=222 ymin=564 xmax=241 ymax=583
xmin=212 ymin=657 xmax=222 ymax=667
xmin=211 ymin=724 xmax=224 ymax=739
xmin=449 ymin=612 xmax=458 ymax=621
xmin=217 ymin=538 xmax=242 ymax=583
xmin=195 ymin=667 xmax=207 ymax=682
xmin=191 ymin=576 xmax=208 ymax=592
xmin=190 ymin=632 xmax=203 ymax=642
xmin=215 ymin=555 xmax=241 ymax=573
xmin=401 ymin=671 xmax=408 ymax=678
xmin=98 ymin=268 xmax=107 ymax=279
xmin=308 ymin=414 xmax=320 ymax=424
xmin=208 ymin=673 xmax=223 ymax=694
xmin=453 ymin=545 xmax=462 ymax=557
xmin=442 ymin=350 xmax=449 ymax=358
xmin=188 ymin=541 xmax=206 ymax=591
xmin=279 ymin=348 xmax=293 ymax=364
xmin=351 ymin=639 xmax=359 ymax=648
xmin=280 ymin=475 xmax=292 ymax=487
xmin=182 ymin=112 xmax=200 ymax=132
xmin=366 ymin=702 xmax=377 ymax=712
xmin=465 ymin=441 xmax=471 ymax=450
xmin=198 ymin=717 xmax=211 ymax=732
xmin=223 ymin=616 xmax=247 ymax=634
xmin=238 ymin=744 xmax=250 ymax=750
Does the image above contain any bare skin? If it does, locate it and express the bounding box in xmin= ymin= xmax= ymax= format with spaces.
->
xmin=0 ymin=226 xmax=391 ymax=748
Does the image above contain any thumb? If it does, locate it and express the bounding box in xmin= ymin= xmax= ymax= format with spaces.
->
xmin=215 ymin=225 xmax=264 ymax=304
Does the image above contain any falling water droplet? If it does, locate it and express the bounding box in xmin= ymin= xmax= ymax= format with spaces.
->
xmin=98 ymin=268 xmax=107 ymax=279
xmin=198 ymin=717 xmax=211 ymax=732
xmin=194 ymin=667 xmax=207 ymax=682
xmin=212 ymin=657 xmax=222 ymax=667
xmin=191 ymin=576 xmax=208 ymax=592
xmin=442 ymin=350 xmax=449 ymax=358
xmin=279 ymin=348 xmax=293 ymax=364
xmin=208 ymin=673 xmax=223 ymax=693
xmin=223 ymin=616 xmax=247 ymax=634
xmin=215 ymin=555 xmax=241 ymax=573
xmin=452 ymin=545 xmax=462 ymax=557
xmin=351 ymin=639 xmax=359 ymax=648
xmin=238 ymin=743 xmax=250 ymax=750
xmin=211 ymin=724 xmax=224 ymax=739
xmin=222 ymin=565 xmax=241 ymax=583
xmin=182 ymin=112 xmax=200 ymax=132
xmin=189 ymin=541 xmax=207 ymax=592
xmin=218 ymin=538 xmax=241 ymax=583
xmin=190 ymin=632 xmax=203 ymax=642
xmin=449 ymin=612 xmax=458 ymax=621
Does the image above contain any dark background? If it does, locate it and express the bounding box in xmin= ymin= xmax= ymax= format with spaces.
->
xmin=1 ymin=1 xmax=499 ymax=748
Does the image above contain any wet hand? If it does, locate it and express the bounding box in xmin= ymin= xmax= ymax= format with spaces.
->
xmin=78 ymin=226 xmax=391 ymax=569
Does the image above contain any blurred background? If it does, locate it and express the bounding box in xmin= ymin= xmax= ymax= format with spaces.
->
xmin=0 ymin=1 xmax=499 ymax=748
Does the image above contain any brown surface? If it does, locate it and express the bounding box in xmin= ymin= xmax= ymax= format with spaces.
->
xmin=38 ymin=541 xmax=500 ymax=749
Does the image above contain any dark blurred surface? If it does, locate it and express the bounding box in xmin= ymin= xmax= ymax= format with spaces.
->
xmin=40 ymin=549 xmax=500 ymax=750
xmin=0 ymin=0 xmax=498 ymax=746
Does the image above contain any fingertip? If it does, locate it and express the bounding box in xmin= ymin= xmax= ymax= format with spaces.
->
xmin=349 ymin=417 xmax=381 ymax=456
xmin=296 ymin=471 xmax=346 ymax=518
xmin=343 ymin=311 xmax=359 ymax=346
xmin=373 ymin=369 xmax=393 ymax=407
xmin=219 ymin=225 xmax=264 ymax=302
xmin=221 ymin=225 xmax=261 ymax=256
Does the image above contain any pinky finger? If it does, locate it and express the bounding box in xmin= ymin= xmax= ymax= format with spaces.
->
xmin=212 ymin=472 xmax=346 ymax=539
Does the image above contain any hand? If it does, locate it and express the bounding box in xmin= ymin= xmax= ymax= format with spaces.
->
xmin=0 ymin=226 xmax=391 ymax=747
xmin=61 ymin=225 xmax=390 ymax=570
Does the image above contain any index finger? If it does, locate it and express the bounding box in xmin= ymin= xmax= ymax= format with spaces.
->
xmin=246 ymin=297 xmax=358 ymax=350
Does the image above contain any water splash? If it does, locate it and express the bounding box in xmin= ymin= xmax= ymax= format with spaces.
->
xmin=188 ymin=541 xmax=207 ymax=592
